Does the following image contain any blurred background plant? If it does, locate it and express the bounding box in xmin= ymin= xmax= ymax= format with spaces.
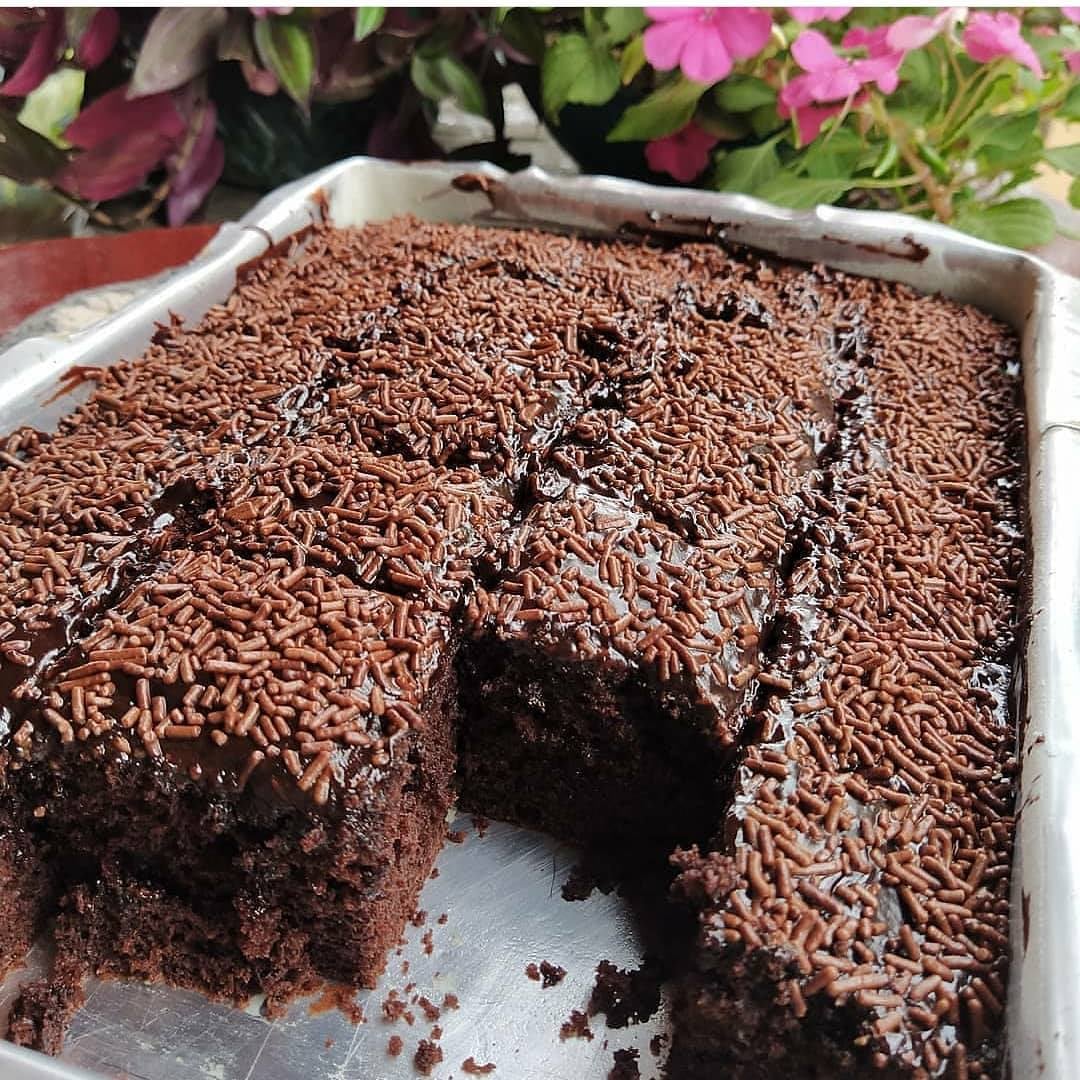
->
xmin=0 ymin=6 xmax=1077 ymax=248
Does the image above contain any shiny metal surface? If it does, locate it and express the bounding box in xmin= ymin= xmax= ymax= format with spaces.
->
xmin=0 ymin=158 xmax=1077 ymax=1080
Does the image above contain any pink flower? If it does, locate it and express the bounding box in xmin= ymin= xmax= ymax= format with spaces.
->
xmin=644 ymin=7 xmax=772 ymax=84
xmin=780 ymin=30 xmax=860 ymax=108
xmin=1063 ymin=7 xmax=1080 ymax=20
xmin=250 ymin=7 xmax=293 ymax=17
xmin=779 ymin=99 xmax=843 ymax=143
xmin=780 ymin=28 xmax=898 ymax=115
xmin=787 ymin=8 xmax=851 ymax=23
xmin=645 ymin=121 xmax=718 ymax=182
xmin=1068 ymin=50 xmax=1080 ymax=73
xmin=885 ymin=9 xmax=952 ymax=52
xmin=963 ymin=11 xmax=1043 ymax=76
xmin=841 ymin=25 xmax=904 ymax=94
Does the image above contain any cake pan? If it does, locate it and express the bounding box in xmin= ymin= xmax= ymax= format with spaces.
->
xmin=0 ymin=158 xmax=1076 ymax=1080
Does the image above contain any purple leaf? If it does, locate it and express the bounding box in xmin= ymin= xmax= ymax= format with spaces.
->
xmin=65 ymin=84 xmax=185 ymax=150
xmin=76 ymin=8 xmax=119 ymax=70
xmin=56 ymin=128 xmax=176 ymax=200
xmin=0 ymin=9 xmax=62 ymax=97
xmin=167 ymin=132 xmax=224 ymax=225
xmin=129 ymin=7 xmax=227 ymax=98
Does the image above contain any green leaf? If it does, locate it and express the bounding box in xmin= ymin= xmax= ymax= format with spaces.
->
xmin=18 ymin=68 xmax=84 ymax=147
xmin=798 ymin=127 xmax=861 ymax=180
xmin=607 ymin=75 xmax=706 ymax=142
xmin=499 ymin=8 xmax=545 ymax=64
xmin=978 ymin=134 xmax=1042 ymax=174
xmin=714 ymin=76 xmax=775 ymax=114
xmin=0 ymin=111 xmax=69 ymax=185
xmin=253 ymin=16 xmax=316 ymax=109
xmin=411 ymin=54 xmax=486 ymax=117
xmin=354 ymin=7 xmax=385 ymax=42
xmin=710 ymin=138 xmax=780 ymax=194
xmin=755 ymin=173 xmax=851 ymax=209
xmin=1045 ymin=143 xmax=1080 ymax=176
xmin=541 ymin=33 xmax=619 ymax=122
xmin=1069 ymin=176 xmax=1080 ymax=211
xmin=1062 ymin=83 xmax=1080 ymax=122
xmin=747 ymin=102 xmax=782 ymax=139
xmin=596 ymin=7 xmax=646 ymax=46
xmin=967 ymin=111 xmax=1038 ymax=154
xmin=952 ymin=198 xmax=1055 ymax=250
xmin=619 ymin=35 xmax=646 ymax=84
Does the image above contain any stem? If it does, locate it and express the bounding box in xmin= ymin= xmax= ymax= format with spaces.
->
xmin=871 ymin=95 xmax=953 ymax=223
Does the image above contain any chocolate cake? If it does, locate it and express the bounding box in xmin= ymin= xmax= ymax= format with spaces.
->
xmin=0 ymin=216 xmax=1023 ymax=1078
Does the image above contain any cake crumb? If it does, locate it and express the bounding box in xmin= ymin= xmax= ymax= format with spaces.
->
xmin=430 ymin=866 xmax=440 ymax=879
xmin=387 ymin=1035 xmax=404 ymax=1057
xmin=442 ymin=993 xmax=460 ymax=1010
xmin=437 ymin=912 xmax=448 ymax=925
xmin=324 ymin=1038 xmax=334 ymax=1049
xmin=411 ymin=909 xmax=428 ymax=927
xmin=414 ymin=1038 xmax=444 ymax=1075
xmin=560 ymin=1009 xmax=594 ymax=1041
xmin=418 ymin=995 xmax=441 ymax=1022
xmin=589 ymin=959 xmax=663 ymax=1028
xmin=525 ymin=963 xmax=540 ymax=981
xmin=462 ymin=1057 xmax=497 ymax=1074
xmin=649 ymin=1032 xmax=667 ymax=1057
xmin=401 ymin=959 xmax=410 ymax=976
xmin=422 ymin=929 xmax=435 ymax=955
xmin=382 ymin=991 xmax=406 ymax=1023
xmin=539 ymin=960 xmax=566 ymax=988
xmin=608 ymin=1047 xmax=640 ymax=1079
xmin=431 ymin=1024 xmax=443 ymax=1040
xmin=472 ymin=814 xmax=490 ymax=837
xmin=447 ymin=828 xmax=467 ymax=843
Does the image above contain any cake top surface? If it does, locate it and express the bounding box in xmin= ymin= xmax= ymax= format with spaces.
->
xmin=0 ymin=215 xmax=1024 ymax=1077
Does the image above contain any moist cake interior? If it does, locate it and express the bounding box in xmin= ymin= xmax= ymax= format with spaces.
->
xmin=0 ymin=217 xmax=1023 ymax=1079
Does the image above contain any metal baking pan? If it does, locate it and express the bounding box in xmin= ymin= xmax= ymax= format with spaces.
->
xmin=0 ymin=158 xmax=1077 ymax=1080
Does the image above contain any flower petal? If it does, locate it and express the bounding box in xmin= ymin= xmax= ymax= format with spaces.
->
xmin=716 ymin=8 xmax=773 ymax=59
xmin=645 ymin=121 xmax=716 ymax=182
xmin=886 ymin=14 xmax=942 ymax=53
xmin=643 ymin=17 xmax=691 ymax=72
xmin=787 ymin=7 xmax=851 ymax=23
xmin=854 ymin=54 xmax=903 ymax=94
xmin=791 ymin=29 xmax=843 ymax=73
xmin=1010 ymin=37 xmax=1044 ymax=76
xmin=779 ymin=72 xmax=818 ymax=110
xmin=680 ymin=25 xmax=734 ymax=83
xmin=792 ymin=101 xmax=844 ymax=143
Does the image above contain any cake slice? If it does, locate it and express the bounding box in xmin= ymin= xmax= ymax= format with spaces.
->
xmin=668 ymin=273 xmax=1024 ymax=1079
xmin=5 ymin=546 xmax=459 ymax=1050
